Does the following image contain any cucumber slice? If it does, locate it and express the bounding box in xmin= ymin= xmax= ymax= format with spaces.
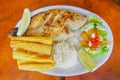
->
xmin=78 ymin=49 xmax=97 ymax=72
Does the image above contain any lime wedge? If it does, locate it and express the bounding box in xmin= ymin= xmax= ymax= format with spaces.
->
xmin=78 ymin=49 xmax=97 ymax=72
xmin=17 ymin=8 xmax=31 ymax=36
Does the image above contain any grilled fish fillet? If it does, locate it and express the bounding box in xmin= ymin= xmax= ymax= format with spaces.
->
xmin=25 ymin=9 xmax=88 ymax=41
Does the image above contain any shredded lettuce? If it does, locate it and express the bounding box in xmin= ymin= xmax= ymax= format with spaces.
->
xmin=100 ymin=30 xmax=108 ymax=39
xmin=80 ymin=15 xmax=109 ymax=58
xmin=82 ymin=45 xmax=109 ymax=58
xmin=88 ymin=15 xmax=98 ymax=21
xmin=88 ymin=15 xmax=102 ymax=25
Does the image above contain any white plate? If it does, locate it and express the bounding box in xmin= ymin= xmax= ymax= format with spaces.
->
xmin=16 ymin=5 xmax=114 ymax=76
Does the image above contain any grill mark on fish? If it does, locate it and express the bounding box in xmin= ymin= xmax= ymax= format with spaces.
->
xmin=38 ymin=12 xmax=53 ymax=33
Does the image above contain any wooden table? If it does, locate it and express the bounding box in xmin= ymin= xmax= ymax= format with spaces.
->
xmin=0 ymin=0 xmax=120 ymax=80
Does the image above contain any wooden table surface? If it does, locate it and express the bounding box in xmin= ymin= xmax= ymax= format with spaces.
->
xmin=0 ymin=0 xmax=120 ymax=80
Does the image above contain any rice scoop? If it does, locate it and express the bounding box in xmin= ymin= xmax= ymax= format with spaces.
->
xmin=52 ymin=41 xmax=77 ymax=68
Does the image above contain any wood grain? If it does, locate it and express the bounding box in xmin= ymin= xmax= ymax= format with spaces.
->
xmin=0 ymin=0 xmax=120 ymax=80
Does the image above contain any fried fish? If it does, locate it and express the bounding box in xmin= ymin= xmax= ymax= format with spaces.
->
xmin=25 ymin=9 xmax=87 ymax=41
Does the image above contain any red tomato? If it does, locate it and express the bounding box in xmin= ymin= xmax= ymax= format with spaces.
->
xmin=90 ymin=35 xmax=100 ymax=48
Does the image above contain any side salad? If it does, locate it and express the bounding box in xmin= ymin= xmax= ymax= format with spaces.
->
xmin=79 ymin=15 xmax=110 ymax=57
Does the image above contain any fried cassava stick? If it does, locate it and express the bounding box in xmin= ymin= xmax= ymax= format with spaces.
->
xmin=11 ymin=36 xmax=52 ymax=45
xmin=10 ymin=41 xmax=51 ymax=55
xmin=13 ymin=50 xmax=54 ymax=63
xmin=17 ymin=60 xmax=55 ymax=72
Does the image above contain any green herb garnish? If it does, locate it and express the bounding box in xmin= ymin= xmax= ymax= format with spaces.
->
xmin=93 ymin=23 xmax=97 ymax=29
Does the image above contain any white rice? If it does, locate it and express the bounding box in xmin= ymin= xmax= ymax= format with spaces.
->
xmin=52 ymin=41 xmax=77 ymax=69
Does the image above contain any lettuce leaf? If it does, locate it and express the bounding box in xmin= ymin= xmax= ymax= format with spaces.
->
xmin=82 ymin=45 xmax=109 ymax=58
xmin=87 ymin=15 xmax=102 ymax=25
xmin=100 ymin=30 xmax=108 ymax=39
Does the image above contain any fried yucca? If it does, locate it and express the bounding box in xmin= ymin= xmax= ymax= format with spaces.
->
xmin=11 ymin=36 xmax=52 ymax=45
xmin=13 ymin=50 xmax=54 ymax=63
xmin=10 ymin=36 xmax=55 ymax=72
xmin=17 ymin=60 xmax=55 ymax=72
xmin=11 ymin=41 xmax=51 ymax=55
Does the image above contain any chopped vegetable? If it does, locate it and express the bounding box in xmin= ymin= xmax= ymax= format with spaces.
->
xmin=82 ymin=45 xmax=109 ymax=57
xmin=79 ymin=16 xmax=110 ymax=57
xmin=93 ymin=23 xmax=97 ymax=29
xmin=88 ymin=15 xmax=102 ymax=25
xmin=100 ymin=30 xmax=107 ymax=39
xmin=79 ymin=28 xmax=101 ymax=49
xmin=90 ymin=35 xmax=100 ymax=48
